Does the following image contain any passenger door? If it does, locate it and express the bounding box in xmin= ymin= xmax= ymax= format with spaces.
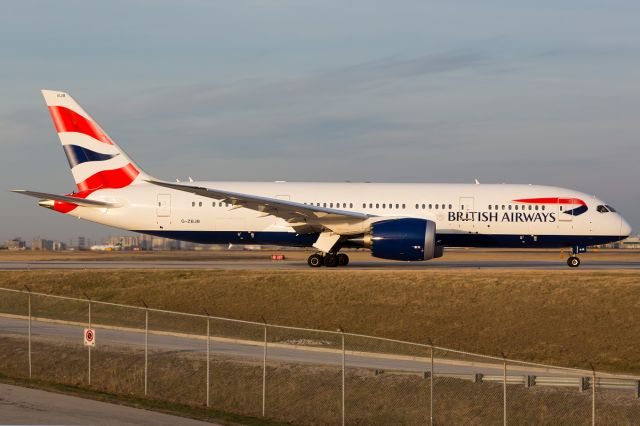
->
xmin=156 ymin=194 xmax=171 ymax=227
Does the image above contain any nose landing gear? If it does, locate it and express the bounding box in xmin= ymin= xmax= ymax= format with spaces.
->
xmin=567 ymin=256 xmax=581 ymax=268
xmin=307 ymin=252 xmax=350 ymax=268
xmin=567 ymin=245 xmax=586 ymax=268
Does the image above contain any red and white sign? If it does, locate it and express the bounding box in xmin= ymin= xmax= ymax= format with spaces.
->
xmin=84 ymin=328 xmax=96 ymax=347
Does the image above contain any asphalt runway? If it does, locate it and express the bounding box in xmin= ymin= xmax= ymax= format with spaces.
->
xmin=0 ymin=259 xmax=639 ymax=270
xmin=0 ymin=316 xmax=599 ymax=379
xmin=0 ymin=383 xmax=215 ymax=425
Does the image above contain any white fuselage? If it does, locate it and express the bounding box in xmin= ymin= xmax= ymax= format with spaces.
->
xmin=61 ymin=181 xmax=629 ymax=249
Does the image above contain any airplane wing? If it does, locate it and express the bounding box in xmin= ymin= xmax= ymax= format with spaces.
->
xmin=147 ymin=180 xmax=372 ymax=236
xmin=11 ymin=190 xmax=119 ymax=208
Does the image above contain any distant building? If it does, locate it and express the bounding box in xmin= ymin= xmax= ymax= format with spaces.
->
xmin=52 ymin=241 xmax=67 ymax=251
xmin=77 ymin=236 xmax=87 ymax=250
xmin=619 ymin=236 xmax=640 ymax=249
xmin=31 ymin=239 xmax=54 ymax=251
xmin=4 ymin=238 xmax=26 ymax=250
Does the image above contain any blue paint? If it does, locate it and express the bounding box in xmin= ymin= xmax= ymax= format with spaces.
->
xmin=63 ymin=145 xmax=117 ymax=168
xmin=132 ymin=230 xmax=625 ymax=252
xmin=369 ymin=218 xmax=427 ymax=261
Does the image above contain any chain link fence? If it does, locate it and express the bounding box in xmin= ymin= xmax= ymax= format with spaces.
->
xmin=0 ymin=287 xmax=639 ymax=425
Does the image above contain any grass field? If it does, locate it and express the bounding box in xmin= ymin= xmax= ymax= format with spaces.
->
xmin=1 ymin=267 xmax=639 ymax=375
xmin=1 ymin=334 xmax=638 ymax=425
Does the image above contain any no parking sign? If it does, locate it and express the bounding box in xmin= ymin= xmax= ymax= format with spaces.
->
xmin=84 ymin=328 xmax=96 ymax=347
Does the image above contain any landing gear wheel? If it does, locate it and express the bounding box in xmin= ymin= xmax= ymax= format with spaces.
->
xmin=308 ymin=254 xmax=324 ymax=267
xmin=337 ymin=253 xmax=349 ymax=266
xmin=324 ymin=253 xmax=338 ymax=267
xmin=567 ymin=256 xmax=581 ymax=268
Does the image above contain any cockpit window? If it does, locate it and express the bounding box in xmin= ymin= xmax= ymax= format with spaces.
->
xmin=597 ymin=205 xmax=609 ymax=213
xmin=605 ymin=205 xmax=616 ymax=212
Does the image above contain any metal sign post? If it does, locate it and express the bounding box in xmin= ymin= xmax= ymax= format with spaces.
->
xmin=86 ymin=295 xmax=92 ymax=386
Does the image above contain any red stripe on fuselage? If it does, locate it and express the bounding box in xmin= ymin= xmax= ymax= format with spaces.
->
xmin=54 ymin=163 xmax=139 ymax=213
xmin=53 ymin=190 xmax=93 ymax=214
xmin=513 ymin=197 xmax=586 ymax=206
xmin=48 ymin=106 xmax=114 ymax=145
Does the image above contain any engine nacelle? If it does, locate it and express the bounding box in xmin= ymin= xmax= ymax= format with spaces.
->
xmin=366 ymin=218 xmax=439 ymax=261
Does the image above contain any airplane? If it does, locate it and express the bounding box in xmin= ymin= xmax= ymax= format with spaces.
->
xmin=11 ymin=90 xmax=632 ymax=268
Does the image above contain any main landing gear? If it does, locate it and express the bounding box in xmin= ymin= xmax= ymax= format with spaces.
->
xmin=307 ymin=252 xmax=349 ymax=268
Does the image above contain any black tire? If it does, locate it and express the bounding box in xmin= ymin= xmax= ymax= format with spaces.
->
xmin=308 ymin=254 xmax=324 ymax=267
xmin=337 ymin=253 xmax=349 ymax=266
xmin=567 ymin=256 xmax=581 ymax=268
xmin=324 ymin=254 xmax=338 ymax=267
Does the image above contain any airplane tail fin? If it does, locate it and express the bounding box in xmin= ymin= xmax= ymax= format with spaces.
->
xmin=41 ymin=90 xmax=151 ymax=192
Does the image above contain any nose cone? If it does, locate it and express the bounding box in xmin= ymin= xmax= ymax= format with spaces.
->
xmin=620 ymin=216 xmax=632 ymax=238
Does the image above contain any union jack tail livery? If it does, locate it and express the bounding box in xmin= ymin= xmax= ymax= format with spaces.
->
xmin=41 ymin=90 xmax=150 ymax=192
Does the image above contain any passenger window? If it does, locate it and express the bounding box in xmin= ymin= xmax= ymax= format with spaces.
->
xmin=192 ymin=202 xmax=195 ymax=207
xmin=448 ymin=204 xmax=452 ymax=209
xmin=508 ymin=205 xmax=512 ymax=210
xmin=488 ymin=205 xmax=491 ymax=210
xmin=415 ymin=204 xmax=419 ymax=209
xmin=402 ymin=204 xmax=406 ymax=209
xmin=199 ymin=202 xmax=202 ymax=207
xmin=501 ymin=205 xmax=505 ymax=210
xmin=323 ymin=203 xmax=327 ymax=207
xmin=435 ymin=204 xmax=439 ymax=210
xmin=429 ymin=204 xmax=432 ymax=209
xmin=382 ymin=204 xmax=386 ymax=208
xmin=535 ymin=205 xmax=539 ymax=210
xmin=376 ymin=203 xmax=379 ymax=208
xmin=349 ymin=203 xmax=353 ymax=208
xmin=495 ymin=205 xmax=498 ymax=210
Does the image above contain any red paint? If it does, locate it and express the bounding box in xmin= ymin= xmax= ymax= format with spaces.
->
xmin=53 ymin=164 xmax=139 ymax=213
xmin=76 ymin=163 xmax=139 ymax=192
xmin=48 ymin=106 xmax=114 ymax=145
xmin=513 ymin=197 xmax=586 ymax=206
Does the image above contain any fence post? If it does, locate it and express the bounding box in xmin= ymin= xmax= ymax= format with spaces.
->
xmin=262 ymin=316 xmax=267 ymax=417
xmin=142 ymin=300 xmax=148 ymax=397
xmin=24 ymin=286 xmax=32 ymax=379
xmin=84 ymin=293 xmax=91 ymax=386
xmin=502 ymin=354 xmax=507 ymax=426
xmin=592 ymin=366 xmax=596 ymax=426
xmin=341 ymin=328 xmax=345 ymax=426
xmin=206 ymin=311 xmax=210 ymax=408
xmin=428 ymin=338 xmax=434 ymax=426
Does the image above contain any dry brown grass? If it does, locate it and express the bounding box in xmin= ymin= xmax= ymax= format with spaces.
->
xmin=1 ymin=269 xmax=640 ymax=375
xmin=1 ymin=334 xmax=638 ymax=425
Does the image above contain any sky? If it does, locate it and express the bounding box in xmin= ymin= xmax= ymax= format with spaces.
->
xmin=1 ymin=0 xmax=639 ymax=243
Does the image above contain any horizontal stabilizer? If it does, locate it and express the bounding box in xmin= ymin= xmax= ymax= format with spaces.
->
xmin=10 ymin=190 xmax=119 ymax=208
